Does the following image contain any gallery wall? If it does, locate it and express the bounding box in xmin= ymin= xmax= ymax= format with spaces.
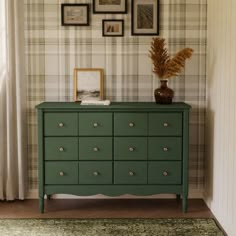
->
xmin=24 ymin=0 xmax=207 ymax=195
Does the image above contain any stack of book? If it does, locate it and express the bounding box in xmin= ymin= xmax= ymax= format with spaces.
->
xmin=80 ymin=100 xmax=111 ymax=106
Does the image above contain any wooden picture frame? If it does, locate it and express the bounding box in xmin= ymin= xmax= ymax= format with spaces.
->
xmin=102 ymin=20 xmax=124 ymax=37
xmin=74 ymin=68 xmax=104 ymax=101
xmin=131 ymin=0 xmax=159 ymax=35
xmin=61 ymin=4 xmax=89 ymax=26
xmin=93 ymin=0 xmax=127 ymax=14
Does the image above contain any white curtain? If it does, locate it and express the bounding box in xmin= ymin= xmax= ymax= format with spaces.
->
xmin=0 ymin=0 xmax=27 ymax=200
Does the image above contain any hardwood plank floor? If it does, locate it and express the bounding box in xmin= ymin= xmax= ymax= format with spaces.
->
xmin=0 ymin=199 xmax=213 ymax=218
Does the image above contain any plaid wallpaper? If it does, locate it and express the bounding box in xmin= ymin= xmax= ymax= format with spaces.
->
xmin=24 ymin=0 xmax=207 ymax=192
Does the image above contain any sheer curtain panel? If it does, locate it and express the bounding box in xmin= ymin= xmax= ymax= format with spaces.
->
xmin=0 ymin=0 xmax=27 ymax=200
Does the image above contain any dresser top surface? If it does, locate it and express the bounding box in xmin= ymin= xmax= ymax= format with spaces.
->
xmin=36 ymin=102 xmax=191 ymax=110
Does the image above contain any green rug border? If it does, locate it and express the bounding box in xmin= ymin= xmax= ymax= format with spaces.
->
xmin=0 ymin=218 xmax=225 ymax=235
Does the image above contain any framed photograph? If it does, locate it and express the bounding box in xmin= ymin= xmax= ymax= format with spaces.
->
xmin=93 ymin=0 xmax=127 ymax=14
xmin=61 ymin=4 xmax=89 ymax=26
xmin=74 ymin=68 xmax=104 ymax=101
xmin=103 ymin=20 xmax=124 ymax=37
xmin=131 ymin=0 xmax=159 ymax=35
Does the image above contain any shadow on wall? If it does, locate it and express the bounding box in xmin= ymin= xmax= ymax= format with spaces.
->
xmin=205 ymin=108 xmax=215 ymax=202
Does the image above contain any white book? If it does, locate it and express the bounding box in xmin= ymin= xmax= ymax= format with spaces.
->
xmin=81 ymin=100 xmax=111 ymax=106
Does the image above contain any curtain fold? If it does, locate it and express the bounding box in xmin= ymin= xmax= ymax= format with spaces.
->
xmin=0 ymin=0 xmax=27 ymax=200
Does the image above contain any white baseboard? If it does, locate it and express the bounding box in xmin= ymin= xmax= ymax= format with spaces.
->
xmin=27 ymin=190 xmax=204 ymax=199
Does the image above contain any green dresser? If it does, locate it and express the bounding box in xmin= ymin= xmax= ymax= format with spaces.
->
xmin=36 ymin=102 xmax=191 ymax=213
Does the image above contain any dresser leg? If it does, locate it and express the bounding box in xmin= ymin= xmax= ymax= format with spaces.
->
xmin=182 ymin=196 xmax=188 ymax=213
xmin=39 ymin=197 xmax=44 ymax=213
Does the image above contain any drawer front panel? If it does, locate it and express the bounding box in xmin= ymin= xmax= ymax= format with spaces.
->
xmin=114 ymin=162 xmax=147 ymax=184
xmin=79 ymin=162 xmax=112 ymax=184
xmin=44 ymin=113 xmax=78 ymax=136
xmin=114 ymin=137 xmax=147 ymax=160
xmin=45 ymin=161 xmax=78 ymax=185
xmin=45 ymin=137 xmax=79 ymax=161
xmin=148 ymin=161 xmax=182 ymax=184
xmin=79 ymin=138 xmax=112 ymax=160
xmin=114 ymin=113 xmax=148 ymax=136
xmin=79 ymin=113 xmax=112 ymax=136
xmin=148 ymin=137 xmax=182 ymax=161
xmin=149 ymin=113 xmax=182 ymax=136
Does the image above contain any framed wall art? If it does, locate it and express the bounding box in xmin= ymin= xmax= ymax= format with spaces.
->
xmin=131 ymin=0 xmax=159 ymax=35
xmin=61 ymin=4 xmax=89 ymax=26
xmin=103 ymin=20 xmax=124 ymax=37
xmin=74 ymin=68 xmax=104 ymax=101
xmin=93 ymin=0 xmax=127 ymax=14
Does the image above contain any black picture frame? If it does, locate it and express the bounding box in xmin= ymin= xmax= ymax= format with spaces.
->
xmin=93 ymin=0 xmax=127 ymax=14
xmin=61 ymin=4 xmax=89 ymax=26
xmin=131 ymin=0 xmax=159 ymax=36
xmin=102 ymin=19 xmax=124 ymax=37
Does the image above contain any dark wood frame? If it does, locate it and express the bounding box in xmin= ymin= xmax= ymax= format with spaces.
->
xmin=61 ymin=4 xmax=89 ymax=26
xmin=131 ymin=0 xmax=159 ymax=36
xmin=102 ymin=20 xmax=124 ymax=37
xmin=93 ymin=0 xmax=127 ymax=14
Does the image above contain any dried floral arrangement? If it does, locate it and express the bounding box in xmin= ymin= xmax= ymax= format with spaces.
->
xmin=149 ymin=37 xmax=194 ymax=79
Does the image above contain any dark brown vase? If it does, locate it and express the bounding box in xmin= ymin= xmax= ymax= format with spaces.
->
xmin=154 ymin=79 xmax=174 ymax=104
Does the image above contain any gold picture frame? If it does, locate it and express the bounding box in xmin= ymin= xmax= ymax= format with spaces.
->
xmin=74 ymin=68 xmax=104 ymax=101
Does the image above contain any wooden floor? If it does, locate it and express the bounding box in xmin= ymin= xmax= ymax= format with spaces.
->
xmin=0 ymin=199 xmax=213 ymax=218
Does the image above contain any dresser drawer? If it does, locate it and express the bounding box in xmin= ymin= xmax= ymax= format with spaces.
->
xmin=114 ymin=162 xmax=147 ymax=184
xmin=148 ymin=113 xmax=182 ymax=136
xmin=114 ymin=137 xmax=147 ymax=160
xmin=79 ymin=113 xmax=112 ymax=136
xmin=148 ymin=161 xmax=182 ymax=184
xmin=148 ymin=137 xmax=182 ymax=161
xmin=45 ymin=137 xmax=79 ymax=161
xmin=45 ymin=161 xmax=78 ymax=185
xmin=79 ymin=162 xmax=112 ymax=184
xmin=44 ymin=113 xmax=78 ymax=136
xmin=79 ymin=138 xmax=112 ymax=161
xmin=114 ymin=113 xmax=148 ymax=136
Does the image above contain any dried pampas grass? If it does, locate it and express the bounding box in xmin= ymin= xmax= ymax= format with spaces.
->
xmin=149 ymin=38 xmax=193 ymax=79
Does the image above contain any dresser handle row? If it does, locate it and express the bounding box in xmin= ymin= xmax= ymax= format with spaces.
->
xmin=59 ymin=146 xmax=168 ymax=152
xmin=59 ymin=121 xmax=169 ymax=128
xmin=59 ymin=170 xmax=168 ymax=177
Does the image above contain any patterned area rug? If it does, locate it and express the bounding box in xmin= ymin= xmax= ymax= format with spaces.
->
xmin=0 ymin=218 xmax=224 ymax=236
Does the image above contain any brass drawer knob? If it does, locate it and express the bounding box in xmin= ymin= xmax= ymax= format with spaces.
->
xmin=93 ymin=123 xmax=98 ymax=128
xmin=163 ymin=147 xmax=168 ymax=152
xmin=59 ymin=147 xmax=64 ymax=152
xmin=58 ymin=123 xmax=64 ymax=127
xmin=93 ymin=147 xmax=99 ymax=152
xmin=129 ymin=147 xmax=134 ymax=152
xmin=59 ymin=171 xmax=65 ymax=176
xmin=129 ymin=171 xmax=135 ymax=176
xmin=163 ymin=171 xmax=168 ymax=176
xmin=163 ymin=123 xmax=169 ymax=127
xmin=93 ymin=171 xmax=99 ymax=176
xmin=129 ymin=122 xmax=134 ymax=127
